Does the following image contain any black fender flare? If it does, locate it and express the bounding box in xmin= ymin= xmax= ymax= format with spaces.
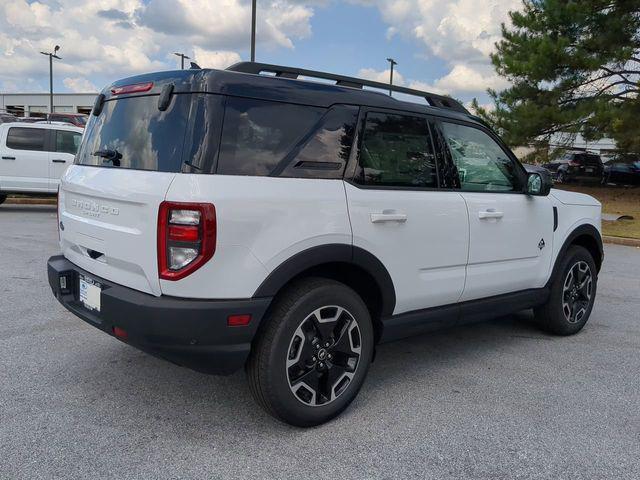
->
xmin=253 ymin=244 xmax=396 ymax=316
xmin=547 ymin=224 xmax=603 ymax=287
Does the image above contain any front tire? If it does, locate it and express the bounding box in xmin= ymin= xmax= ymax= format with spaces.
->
xmin=247 ymin=278 xmax=374 ymax=427
xmin=535 ymin=246 xmax=597 ymax=335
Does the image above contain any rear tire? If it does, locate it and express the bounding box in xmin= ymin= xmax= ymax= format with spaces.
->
xmin=247 ymin=277 xmax=374 ymax=427
xmin=534 ymin=246 xmax=597 ymax=335
xmin=556 ymin=171 xmax=567 ymax=183
xmin=0 ymin=194 xmax=7 ymax=205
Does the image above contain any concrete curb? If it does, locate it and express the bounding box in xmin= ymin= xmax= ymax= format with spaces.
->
xmin=603 ymin=235 xmax=640 ymax=247
xmin=4 ymin=197 xmax=57 ymax=205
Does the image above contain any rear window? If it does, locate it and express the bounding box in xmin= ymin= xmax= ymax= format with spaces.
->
xmin=6 ymin=127 xmax=46 ymax=151
xmin=56 ymin=130 xmax=82 ymax=155
xmin=217 ymin=97 xmax=325 ymax=176
xmin=76 ymin=94 xmax=190 ymax=172
xmin=582 ymin=154 xmax=602 ymax=166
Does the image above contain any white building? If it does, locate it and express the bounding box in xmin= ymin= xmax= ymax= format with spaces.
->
xmin=0 ymin=92 xmax=97 ymax=117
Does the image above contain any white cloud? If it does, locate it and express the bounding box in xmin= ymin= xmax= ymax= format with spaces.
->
xmin=0 ymin=0 xmax=316 ymax=93
xmin=359 ymin=0 xmax=518 ymax=98
xmin=370 ymin=0 xmax=519 ymax=65
xmin=192 ymin=48 xmax=242 ymax=70
xmin=63 ymin=77 xmax=98 ymax=92
xmin=430 ymin=64 xmax=508 ymax=93
xmin=358 ymin=67 xmax=405 ymax=86
xmin=356 ymin=63 xmax=507 ymax=99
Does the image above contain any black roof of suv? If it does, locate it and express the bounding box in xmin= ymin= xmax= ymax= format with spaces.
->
xmin=98 ymin=62 xmax=478 ymax=125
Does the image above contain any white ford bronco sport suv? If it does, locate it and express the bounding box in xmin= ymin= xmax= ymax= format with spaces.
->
xmin=48 ymin=63 xmax=603 ymax=426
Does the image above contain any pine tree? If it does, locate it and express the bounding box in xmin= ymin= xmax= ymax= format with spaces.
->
xmin=475 ymin=0 xmax=640 ymax=154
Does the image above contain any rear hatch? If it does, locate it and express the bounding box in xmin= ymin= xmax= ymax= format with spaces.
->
xmin=58 ymin=71 xmax=202 ymax=296
xmin=577 ymin=154 xmax=603 ymax=175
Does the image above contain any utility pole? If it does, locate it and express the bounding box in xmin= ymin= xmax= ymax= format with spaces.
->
xmin=386 ymin=57 xmax=397 ymax=96
xmin=251 ymin=0 xmax=257 ymax=62
xmin=40 ymin=46 xmax=61 ymax=115
xmin=174 ymin=52 xmax=190 ymax=70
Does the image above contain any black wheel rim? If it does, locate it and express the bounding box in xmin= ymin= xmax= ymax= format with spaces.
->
xmin=562 ymin=260 xmax=593 ymax=324
xmin=286 ymin=306 xmax=362 ymax=407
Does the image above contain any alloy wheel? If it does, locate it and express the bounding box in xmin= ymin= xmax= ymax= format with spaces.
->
xmin=286 ymin=305 xmax=362 ymax=406
xmin=562 ymin=260 xmax=593 ymax=324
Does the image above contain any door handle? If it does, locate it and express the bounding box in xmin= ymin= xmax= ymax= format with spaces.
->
xmin=52 ymin=159 xmax=67 ymax=163
xmin=2 ymin=156 xmax=16 ymax=160
xmin=478 ymin=209 xmax=504 ymax=220
xmin=370 ymin=211 xmax=408 ymax=223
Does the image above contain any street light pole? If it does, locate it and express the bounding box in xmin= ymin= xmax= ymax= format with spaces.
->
xmin=386 ymin=57 xmax=397 ymax=97
xmin=251 ymin=0 xmax=257 ymax=62
xmin=40 ymin=46 xmax=61 ymax=115
xmin=174 ymin=52 xmax=190 ymax=70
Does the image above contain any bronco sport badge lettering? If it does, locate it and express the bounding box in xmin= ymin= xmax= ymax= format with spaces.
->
xmin=70 ymin=198 xmax=119 ymax=217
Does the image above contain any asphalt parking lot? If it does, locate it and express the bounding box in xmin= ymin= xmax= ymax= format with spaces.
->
xmin=1 ymin=204 xmax=639 ymax=480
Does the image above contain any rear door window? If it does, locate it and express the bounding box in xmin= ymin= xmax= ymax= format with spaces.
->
xmin=55 ymin=130 xmax=82 ymax=155
xmin=76 ymin=94 xmax=191 ymax=172
xmin=217 ymin=97 xmax=325 ymax=176
xmin=6 ymin=127 xmax=46 ymax=151
xmin=354 ymin=111 xmax=437 ymax=188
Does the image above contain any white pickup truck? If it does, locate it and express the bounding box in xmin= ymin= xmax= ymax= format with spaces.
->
xmin=0 ymin=122 xmax=83 ymax=204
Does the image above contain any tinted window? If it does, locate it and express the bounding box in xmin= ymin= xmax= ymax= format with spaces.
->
xmin=56 ymin=130 xmax=82 ymax=155
xmin=6 ymin=127 xmax=46 ymax=151
xmin=76 ymin=94 xmax=191 ymax=172
xmin=440 ymin=122 xmax=522 ymax=192
xmin=181 ymin=94 xmax=225 ymax=174
xmin=581 ymin=154 xmax=602 ymax=166
xmin=355 ymin=112 xmax=437 ymax=188
xmin=278 ymin=105 xmax=358 ymax=178
xmin=217 ymin=98 xmax=325 ymax=176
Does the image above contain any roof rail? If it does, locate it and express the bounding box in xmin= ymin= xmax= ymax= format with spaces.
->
xmin=226 ymin=62 xmax=469 ymax=114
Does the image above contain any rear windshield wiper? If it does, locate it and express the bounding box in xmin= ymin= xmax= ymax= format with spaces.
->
xmin=93 ymin=149 xmax=122 ymax=167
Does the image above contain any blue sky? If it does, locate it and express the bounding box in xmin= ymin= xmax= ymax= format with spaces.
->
xmin=0 ymin=1 xmax=521 ymax=107
xmin=258 ymin=3 xmax=449 ymax=88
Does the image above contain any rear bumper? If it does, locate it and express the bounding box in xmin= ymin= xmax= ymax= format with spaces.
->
xmin=47 ymin=255 xmax=272 ymax=375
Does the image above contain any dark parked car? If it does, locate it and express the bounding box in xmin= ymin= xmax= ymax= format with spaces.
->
xmin=603 ymin=155 xmax=640 ymax=186
xmin=47 ymin=113 xmax=88 ymax=128
xmin=18 ymin=116 xmax=47 ymax=123
xmin=0 ymin=113 xmax=18 ymax=124
xmin=544 ymin=152 xmax=604 ymax=184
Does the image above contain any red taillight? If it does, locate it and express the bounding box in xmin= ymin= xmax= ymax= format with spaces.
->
xmin=111 ymin=82 xmax=153 ymax=95
xmin=168 ymin=224 xmax=199 ymax=242
xmin=568 ymin=160 xmax=580 ymax=167
xmin=227 ymin=314 xmax=252 ymax=327
xmin=158 ymin=201 xmax=216 ymax=281
xmin=113 ymin=326 xmax=128 ymax=340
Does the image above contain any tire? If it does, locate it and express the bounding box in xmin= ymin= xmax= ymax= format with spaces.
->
xmin=0 ymin=194 xmax=7 ymax=205
xmin=556 ymin=171 xmax=567 ymax=183
xmin=534 ymin=245 xmax=597 ymax=335
xmin=247 ymin=277 xmax=374 ymax=427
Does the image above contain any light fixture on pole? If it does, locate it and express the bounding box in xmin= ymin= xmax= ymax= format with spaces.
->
xmin=40 ymin=45 xmax=61 ymax=115
xmin=250 ymin=0 xmax=257 ymax=62
xmin=174 ymin=52 xmax=190 ymax=70
xmin=386 ymin=57 xmax=397 ymax=96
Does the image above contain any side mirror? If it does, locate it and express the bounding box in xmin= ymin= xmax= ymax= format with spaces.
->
xmin=526 ymin=172 xmax=551 ymax=196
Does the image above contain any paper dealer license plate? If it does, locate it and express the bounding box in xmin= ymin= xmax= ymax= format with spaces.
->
xmin=79 ymin=275 xmax=101 ymax=312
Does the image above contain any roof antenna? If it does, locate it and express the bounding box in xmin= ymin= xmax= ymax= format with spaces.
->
xmin=189 ymin=61 xmax=201 ymax=69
